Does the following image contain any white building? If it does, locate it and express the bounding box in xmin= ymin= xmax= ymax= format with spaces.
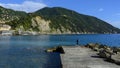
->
xmin=0 ymin=24 xmax=11 ymax=31
xmin=0 ymin=31 xmax=13 ymax=36
xmin=0 ymin=24 xmax=12 ymax=35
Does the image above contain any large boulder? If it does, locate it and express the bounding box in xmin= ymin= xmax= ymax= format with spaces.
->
xmin=55 ymin=46 xmax=65 ymax=53
xmin=93 ymin=47 xmax=99 ymax=51
xmin=99 ymin=44 xmax=108 ymax=49
xmin=85 ymin=43 xmax=100 ymax=51
xmin=98 ymin=48 xmax=113 ymax=59
xmin=112 ymin=47 xmax=120 ymax=54
xmin=46 ymin=46 xmax=64 ymax=53
xmin=111 ymin=53 xmax=120 ymax=65
xmin=85 ymin=43 xmax=110 ymax=52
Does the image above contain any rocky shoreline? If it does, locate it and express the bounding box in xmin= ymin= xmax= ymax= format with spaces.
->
xmin=85 ymin=43 xmax=120 ymax=65
xmin=46 ymin=43 xmax=120 ymax=65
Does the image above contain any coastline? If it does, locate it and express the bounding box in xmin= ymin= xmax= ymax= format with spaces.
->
xmin=0 ymin=30 xmax=120 ymax=36
xmin=0 ymin=33 xmax=120 ymax=36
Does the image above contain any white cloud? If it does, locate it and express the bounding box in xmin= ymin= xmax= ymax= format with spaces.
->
xmin=0 ymin=1 xmax=47 ymax=12
xmin=98 ymin=8 xmax=104 ymax=12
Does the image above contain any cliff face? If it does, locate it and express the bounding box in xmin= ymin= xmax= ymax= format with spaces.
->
xmin=31 ymin=16 xmax=72 ymax=34
xmin=0 ymin=6 xmax=120 ymax=34
xmin=31 ymin=16 xmax=51 ymax=33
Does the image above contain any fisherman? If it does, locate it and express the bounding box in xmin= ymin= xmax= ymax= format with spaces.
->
xmin=77 ymin=39 xmax=79 ymax=45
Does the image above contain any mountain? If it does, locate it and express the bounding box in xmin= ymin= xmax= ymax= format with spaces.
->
xmin=0 ymin=6 xmax=27 ymax=23
xmin=34 ymin=7 xmax=120 ymax=33
xmin=0 ymin=6 xmax=120 ymax=34
xmin=0 ymin=6 xmax=32 ymax=31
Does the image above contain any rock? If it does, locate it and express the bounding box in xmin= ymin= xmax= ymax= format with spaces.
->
xmin=112 ymin=47 xmax=120 ymax=54
xmin=93 ymin=47 xmax=99 ymax=51
xmin=99 ymin=44 xmax=107 ymax=49
xmin=98 ymin=48 xmax=113 ymax=59
xmin=111 ymin=53 xmax=120 ymax=65
xmin=105 ymin=47 xmax=113 ymax=54
xmin=98 ymin=50 xmax=108 ymax=58
xmin=46 ymin=48 xmax=56 ymax=52
xmin=46 ymin=46 xmax=64 ymax=53
xmin=55 ymin=46 xmax=65 ymax=53
xmin=86 ymin=43 xmax=120 ymax=65
xmin=85 ymin=43 xmax=100 ymax=50
xmin=85 ymin=43 xmax=108 ymax=52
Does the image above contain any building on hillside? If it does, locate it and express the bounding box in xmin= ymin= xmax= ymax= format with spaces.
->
xmin=0 ymin=24 xmax=11 ymax=31
xmin=0 ymin=30 xmax=13 ymax=36
xmin=0 ymin=23 xmax=12 ymax=35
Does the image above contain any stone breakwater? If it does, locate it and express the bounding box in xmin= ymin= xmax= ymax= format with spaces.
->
xmin=85 ymin=43 xmax=120 ymax=65
xmin=46 ymin=44 xmax=120 ymax=68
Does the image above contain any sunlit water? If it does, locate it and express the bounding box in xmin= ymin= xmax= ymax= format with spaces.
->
xmin=0 ymin=34 xmax=120 ymax=68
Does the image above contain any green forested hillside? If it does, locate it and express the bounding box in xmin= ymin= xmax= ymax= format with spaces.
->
xmin=34 ymin=7 xmax=120 ymax=33
xmin=0 ymin=6 xmax=120 ymax=34
xmin=0 ymin=6 xmax=32 ymax=30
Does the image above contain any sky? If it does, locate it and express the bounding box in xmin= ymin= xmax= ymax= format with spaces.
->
xmin=0 ymin=0 xmax=120 ymax=28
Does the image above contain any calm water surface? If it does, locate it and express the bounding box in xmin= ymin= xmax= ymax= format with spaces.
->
xmin=0 ymin=34 xmax=120 ymax=68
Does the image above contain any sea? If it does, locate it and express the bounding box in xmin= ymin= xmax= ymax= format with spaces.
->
xmin=0 ymin=34 xmax=120 ymax=68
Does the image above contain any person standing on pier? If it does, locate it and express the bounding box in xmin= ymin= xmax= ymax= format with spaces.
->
xmin=76 ymin=39 xmax=79 ymax=45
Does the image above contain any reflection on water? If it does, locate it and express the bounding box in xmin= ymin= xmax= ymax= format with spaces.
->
xmin=0 ymin=34 xmax=120 ymax=68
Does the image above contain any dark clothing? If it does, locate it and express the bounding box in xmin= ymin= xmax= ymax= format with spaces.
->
xmin=77 ymin=40 xmax=79 ymax=45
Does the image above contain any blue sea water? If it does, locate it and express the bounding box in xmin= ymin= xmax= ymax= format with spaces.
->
xmin=0 ymin=34 xmax=120 ymax=68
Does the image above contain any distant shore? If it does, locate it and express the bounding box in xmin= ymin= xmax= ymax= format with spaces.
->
xmin=0 ymin=30 xmax=120 ymax=36
xmin=0 ymin=32 xmax=120 ymax=36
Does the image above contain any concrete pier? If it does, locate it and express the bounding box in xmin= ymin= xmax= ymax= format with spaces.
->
xmin=60 ymin=46 xmax=120 ymax=68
